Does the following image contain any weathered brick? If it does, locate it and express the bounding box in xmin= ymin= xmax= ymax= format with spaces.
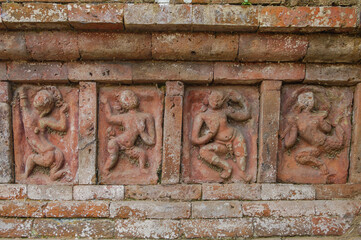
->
xmin=192 ymin=5 xmax=259 ymax=31
xmin=68 ymin=3 xmax=124 ymax=30
xmin=181 ymin=219 xmax=253 ymax=238
xmin=78 ymin=32 xmax=151 ymax=60
xmin=223 ymin=0 xmax=284 ymax=4
xmin=314 ymin=200 xmax=361 ymax=217
xmin=261 ymin=184 xmax=315 ymax=200
xmin=238 ymin=34 xmax=308 ymax=62
xmin=78 ymin=82 xmax=97 ymax=184
xmin=110 ymin=201 xmax=190 ymax=219
xmin=202 ymin=183 xmax=261 ymax=200
xmin=192 ymin=201 xmax=242 ymax=218
xmin=290 ymin=0 xmax=358 ymax=6
xmin=0 ymin=184 xmax=26 ymax=200
xmin=152 ymin=33 xmax=238 ymax=61
xmin=45 ymin=201 xmax=109 ymax=218
xmin=2 ymin=3 xmax=70 ymax=30
xmin=125 ymin=185 xmax=201 ymax=200
xmin=315 ymin=184 xmax=361 ymax=199
xmin=25 ymin=31 xmax=79 ymax=61
xmin=125 ymin=4 xmax=192 ymax=31
xmin=0 ymin=32 xmax=29 ymax=60
xmin=305 ymin=64 xmax=361 ymax=85
xmin=214 ymin=62 xmax=305 ymax=84
xmin=162 ymin=84 xmax=183 ymax=184
xmin=166 ymin=81 xmax=184 ymax=97
xmin=0 ymin=218 xmax=32 ymax=238
xmin=0 ymin=64 xmax=6 ymax=81
xmin=28 ymin=185 xmax=72 ymax=200
xmin=258 ymin=81 xmax=281 ymax=183
xmin=73 ymin=185 xmax=124 ymax=201
xmin=254 ymin=217 xmax=312 ymax=237
xmin=0 ymin=103 xmax=13 ymax=183
xmin=243 ymin=201 xmax=315 ymax=217
xmin=68 ymin=62 xmax=132 ymax=83
xmin=33 ymin=219 xmax=114 ymax=238
xmin=7 ymin=62 xmax=68 ymax=83
xmin=115 ymin=219 xmax=180 ymax=239
xmin=0 ymin=201 xmax=45 ymax=217
xmin=132 ymin=61 xmax=213 ymax=83
xmin=259 ymin=6 xmax=357 ymax=32
xmin=0 ymin=82 xmax=10 ymax=103
xmin=312 ymin=216 xmax=353 ymax=236
xmin=0 ymin=6 xmax=5 ymax=29
xmin=350 ymin=84 xmax=361 ymax=183
xmin=304 ymin=35 xmax=361 ymax=63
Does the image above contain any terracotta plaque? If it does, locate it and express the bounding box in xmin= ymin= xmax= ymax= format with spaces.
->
xmin=182 ymin=86 xmax=259 ymax=183
xmin=278 ymin=85 xmax=352 ymax=184
xmin=98 ymin=86 xmax=163 ymax=184
xmin=13 ymin=85 xmax=79 ymax=184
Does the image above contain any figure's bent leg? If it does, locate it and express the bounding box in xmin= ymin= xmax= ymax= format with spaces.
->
xmin=324 ymin=125 xmax=345 ymax=152
xmin=24 ymin=154 xmax=36 ymax=178
xmin=104 ymin=139 xmax=120 ymax=173
xmin=49 ymin=149 xmax=66 ymax=181
xmin=295 ymin=147 xmax=328 ymax=175
xmin=126 ymin=147 xmax=148 ymax=173
xmin=199 ymin=143 xmax=231 ymax=179
xmin=232 ymin=132 xmax=247 ymax=172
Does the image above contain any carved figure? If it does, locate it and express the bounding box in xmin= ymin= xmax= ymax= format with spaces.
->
xmin=191 ymin=90 xmax=251 ymax=179
xmin=100 ymin=90 xmax=156 ymax=174
xmin=281 ymin=88 xmax=345 ymax=175
xmin=17 ymin=85 xmax=68 ymax=181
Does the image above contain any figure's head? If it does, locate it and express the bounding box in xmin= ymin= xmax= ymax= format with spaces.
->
xmin=208 ymin=90 xmax=225 ymax=109
xmin=119 ymin=90 xmax=139 ymax=110
xmin=297 ymin=91 xmax=314 ymax=111
xmin=33 ymin=90 xmax=55 ymax=117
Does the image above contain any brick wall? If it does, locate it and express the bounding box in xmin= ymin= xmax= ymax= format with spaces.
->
xmin=1 ymin=1 xmax=361 ymax=239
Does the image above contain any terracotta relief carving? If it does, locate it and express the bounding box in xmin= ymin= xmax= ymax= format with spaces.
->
xmin=13 ymin=85 xmax=79 ymax=184
xmin=278 ymin=85 xmax=352 ymax=184
xmin=98 ymin=86 xmax=163 ymax=185
xmin=183 ymin=86 xmax=259 ymax=183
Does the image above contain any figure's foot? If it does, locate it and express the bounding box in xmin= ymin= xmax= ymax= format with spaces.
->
xmin=50 ymin=170 xmax=66 ymax=181
xmin=220 ymin=167 xmax=232 ymax=179
xmin=237 ymin=157 xmax=246 ymax=172
xmin=320 ymin=164 xmax=329 ymax=175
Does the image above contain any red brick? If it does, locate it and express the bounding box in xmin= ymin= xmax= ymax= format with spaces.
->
xmin=152 ymin=33 xmax=238 ymax=61
xmin=315 ymin=184 xmax=361 ymax=199
xmin=192 ymin=5 xmax=259 ymax=31
xmin=45 ymin=201 xmax=109 ymax=218
xmin=25 ymin=31 xmax=79 ymax=61
xmin=238 ymin=34 xmax=308 ymax=62
xmin=0 ymin=218 xmax=32 ymax=238
xmin=305 ymin=64 xmax=361 ymax=85
xmin=305 ymin=35 xmax=361 ymax=63
xmin=125 ymin=4 xmax=192 ymax=31
xmin=162 ymin=87 xmax=183 ymax=184
xmin=116 ymin=219 xmax=180 ymax=239
xmin=110 ymin=201 xmax=190 ymax=219
xmin=2 ymin=3 xmax=70 ymax=30
xmin=0 ymin=32 xmax=29 ymax=60
xmin=78 ymin=32 xmax=151 ymax=60
xmin=0 ymin=201 xmax=45 ymax=217
xmin=68 ymin=3 xmax=124 ymax=30
xmin=259 ymin=6 xmax=357 ymax=32
xmin=290 ymin=0 xmax=358 ymax=6
xmin=33 ymin=219 xmax=114 ymax=238
xmin=350 ymin=84 xmax=361 ymax=183
xmin=314 ymin=200 xmax=361 ymax=217
xmin=0 ymin=6 xmax=5 ymax=29
xmin=0 ymin=63 xmax=6 ymax=81
xmin=192 ymin=201 xmax=242 ymax=218
xmin=181 ymin=219 xmax=253 ymax=238
xmin=214 ymin=62 xmax=305 ymax=84
xmin=254 ymin=217 xmax=312 ymax=237
xmin=7 ymin=62 xmax=68 ymax=83
xmin=132 ymin=61 xmax=213 ymax=83
xmin=0 ymin=184 xmax=26 ymax=200
xmin=202 ymin=183 xmax=261 ymax=200
xmin=261 ymin=184 xmax=315 ymax=200
xmin=68 ymin=62 xmax=132 ymax=83
xmin=312 ymin=216 xmax=352 ymax=236
xmin=73 ymin=185 xmax=124 ymax=201
xmin=28 ymin=185 xmax=72 ymax=200
xmin=78 ymin=82 xmax=97 ymax=184
xmin=243 ymin=201 xmax=315 ymax=217
xmin=258 ymin=81 xmax=281 ymax=183
xmin=125 ymin=184 xmax=201 ymax=200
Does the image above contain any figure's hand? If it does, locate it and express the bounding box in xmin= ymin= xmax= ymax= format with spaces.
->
xmin=136 ymin=120 xmax=146 ymax=132
xmin=100 ymin=95 xmax=108 ymax=105
xmin=60 ymin=103 xmax=68 ymax=113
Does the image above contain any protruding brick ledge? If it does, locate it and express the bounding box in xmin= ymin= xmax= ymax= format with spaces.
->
xmin=0 ymin=4 xmax=358 ymax=32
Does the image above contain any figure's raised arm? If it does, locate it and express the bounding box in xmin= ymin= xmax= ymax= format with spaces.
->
xmin=140 ymin=115 xmax=156 ymax=146
xmin=282 ymin=120 xmax=298 ymax=149
xmin=191 ymin=114 xmax=213 ymax=145
xmin=226 ymin=91 xmax=251 ymax=121
xmin=319 ymin=114 xmax=332 ymax=133
xmin=41 ymin=103 xmax=68 ymax=132
xmin=100 ymin=96 xmax=124 ymax=125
